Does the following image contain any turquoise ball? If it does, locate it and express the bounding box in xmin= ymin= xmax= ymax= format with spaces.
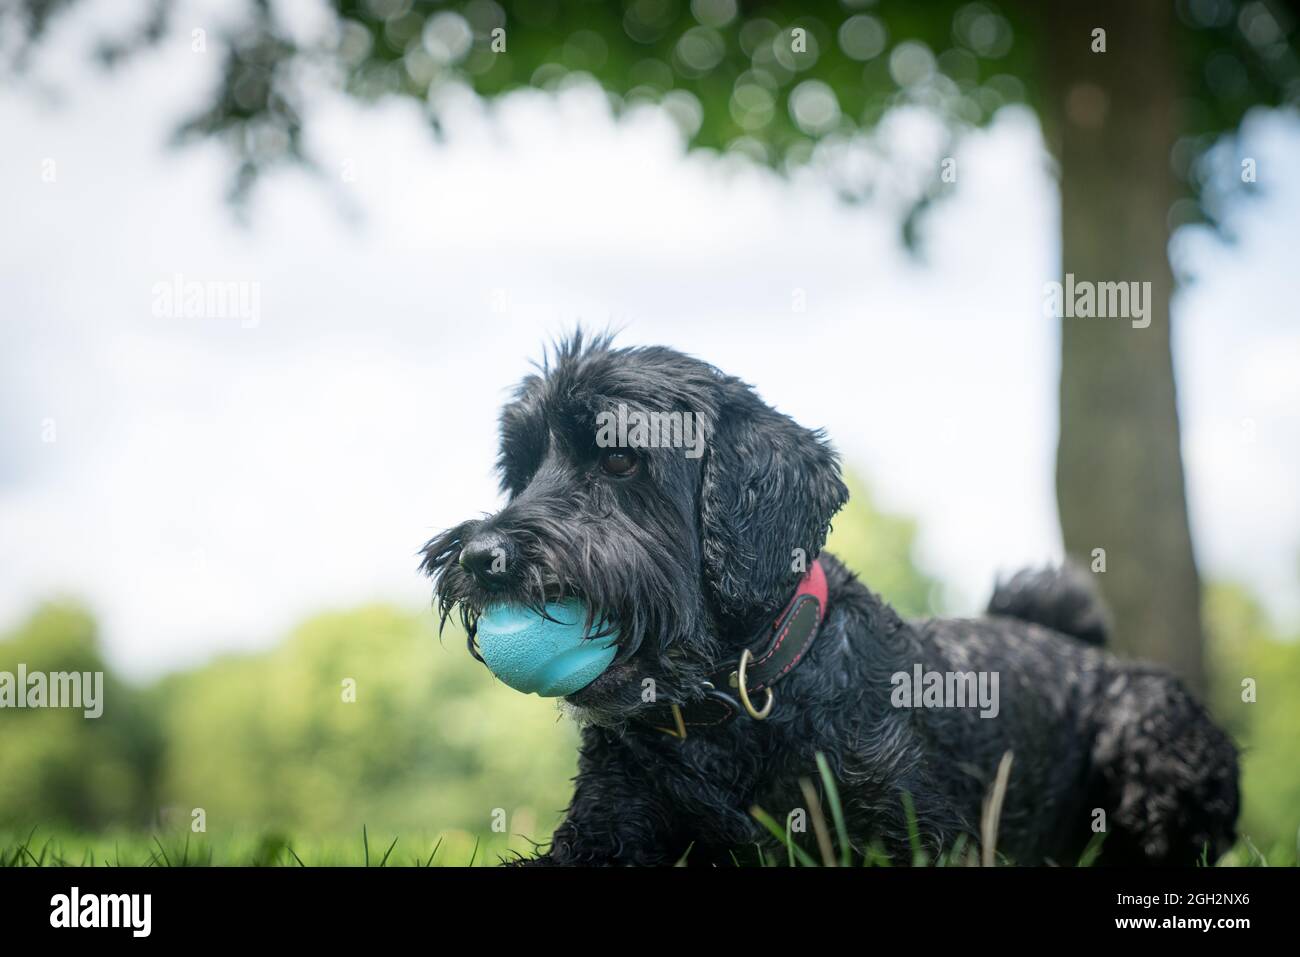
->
xmin=475 ymin=600 xmax=618 ymax=697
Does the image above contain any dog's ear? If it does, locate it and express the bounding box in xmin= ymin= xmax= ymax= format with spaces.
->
xmin=699 ymin=383 xmax=848 ymax=623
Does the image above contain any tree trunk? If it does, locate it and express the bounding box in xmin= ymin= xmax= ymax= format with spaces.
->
xmin=1039 ymin=0 xmax=1206 ymax=693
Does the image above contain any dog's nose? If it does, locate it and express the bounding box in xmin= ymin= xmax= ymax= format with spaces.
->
xmin=459 ymin=532 xmax=513 ymax=589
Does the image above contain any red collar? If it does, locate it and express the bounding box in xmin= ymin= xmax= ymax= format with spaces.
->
xmin=646 ymin=560 xmax=829 ymax=738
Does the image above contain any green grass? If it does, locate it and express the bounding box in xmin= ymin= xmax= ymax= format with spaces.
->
xmin=1 ymin=825 xmax=1292 ymax=867
xmin=4 ymin=751 xmax=1295 ymax=867
xmin=747 ymin=751 xmax=1295 ymax=868
xmin=0 ymin=826 xmax=519 ymax=867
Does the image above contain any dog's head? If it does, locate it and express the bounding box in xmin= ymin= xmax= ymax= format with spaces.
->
xmin=421 ymin=332 xmax=847 ymax=723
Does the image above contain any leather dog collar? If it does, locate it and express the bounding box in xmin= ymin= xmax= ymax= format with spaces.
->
xmin=643 ymin=559 xmax=829 ymax=738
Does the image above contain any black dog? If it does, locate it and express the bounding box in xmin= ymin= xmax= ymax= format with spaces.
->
xmin=422 ymin=332 xmax=1239 ymax=866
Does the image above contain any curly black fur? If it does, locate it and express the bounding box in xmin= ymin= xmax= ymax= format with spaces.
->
xmin=421 ymin=332 xmax=1239 ymax=866
xmin=988 ymin=565 xmax=1111 ymax=647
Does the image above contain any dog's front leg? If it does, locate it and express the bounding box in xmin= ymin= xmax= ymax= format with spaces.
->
xmin=511 ymin=727 xmax=680 ymax=866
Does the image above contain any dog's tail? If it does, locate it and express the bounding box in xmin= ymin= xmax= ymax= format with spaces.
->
xmin=986 ymin=564 xmax=1110 ymax=646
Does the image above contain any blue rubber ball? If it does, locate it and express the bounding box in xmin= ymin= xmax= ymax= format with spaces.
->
xmin=475 ymin=600 xmax=618 ymax=697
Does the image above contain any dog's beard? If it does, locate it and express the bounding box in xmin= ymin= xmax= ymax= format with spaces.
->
xmin=421 ymin=504 xmax=722 ymax=721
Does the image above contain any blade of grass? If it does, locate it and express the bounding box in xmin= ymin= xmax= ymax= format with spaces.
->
xmin=980 ymin=750 xmax=1014 ymax=867
xmin=1243 ymin=835 xmax=1267 ymax=867
xmin=153 ymin=836 xmax=172 ymax=867
xmin=423 ymin=836 xmax=444 ymax=867
xmin=1076 ymin=830 xmax=1106 ymax=867
xmin=947 ymin=832 xmax=969 ymax=867
xmin=751 ymin=806 xmax=818 ymax=867
xmin=674 ymin=841 xmax=695 ymax=867
xmin=862 ymin=839 xmax=892 ymax=867
xmin=815 ymin=752 xmax=851 ymax=866
xmin=19 ymin=826 xmax=39 ymax=868
xmin=798 ymin=777 xmax=837 ymax=867
xmin=378 ymin=836 xmax=399 ymax=868
xmin=900 ymin=792 xmax=927 ymax=867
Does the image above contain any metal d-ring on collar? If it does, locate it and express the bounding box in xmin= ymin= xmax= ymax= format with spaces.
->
xmin=640 ymin=559 xmax=829 ymax=738
xmin=735 ymin=648 xmax=774 ymax=719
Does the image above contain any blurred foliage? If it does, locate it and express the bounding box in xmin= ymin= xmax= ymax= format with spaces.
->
xmin=4 ymin=0 xmax=1297 ymax=214
xmin=1205 ymin=580 xmax=1300 ymax=862
xmin=0 ymin=480 xmax=1295 ymax=862
xmin=827 ymin=470 xmax=941 ymax=617
xmin=153 ymin=603 xmax=577 ymax=841
xmin=0 ymin=603 xmax=162 ymax=829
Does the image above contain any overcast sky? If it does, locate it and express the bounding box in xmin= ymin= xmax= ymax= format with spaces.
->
xmin=1 ymin=5 xmax=1297 ymax=678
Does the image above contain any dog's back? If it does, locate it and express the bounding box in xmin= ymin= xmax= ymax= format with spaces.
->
xmin=902 ymin=565 xmax=1239 ymax=865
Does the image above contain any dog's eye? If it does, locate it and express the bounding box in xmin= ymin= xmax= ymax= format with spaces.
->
xmin=599 ymin=450 xmax=639 ymax=477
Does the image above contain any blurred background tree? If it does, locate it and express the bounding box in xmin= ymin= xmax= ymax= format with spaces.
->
xmin=154 ymin=603 xmax=579 ymax=837
xmin=7 ymin=0 xmax=1298 ymax=691
xmin=0 ymin=603 xmax=162 ymax=829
